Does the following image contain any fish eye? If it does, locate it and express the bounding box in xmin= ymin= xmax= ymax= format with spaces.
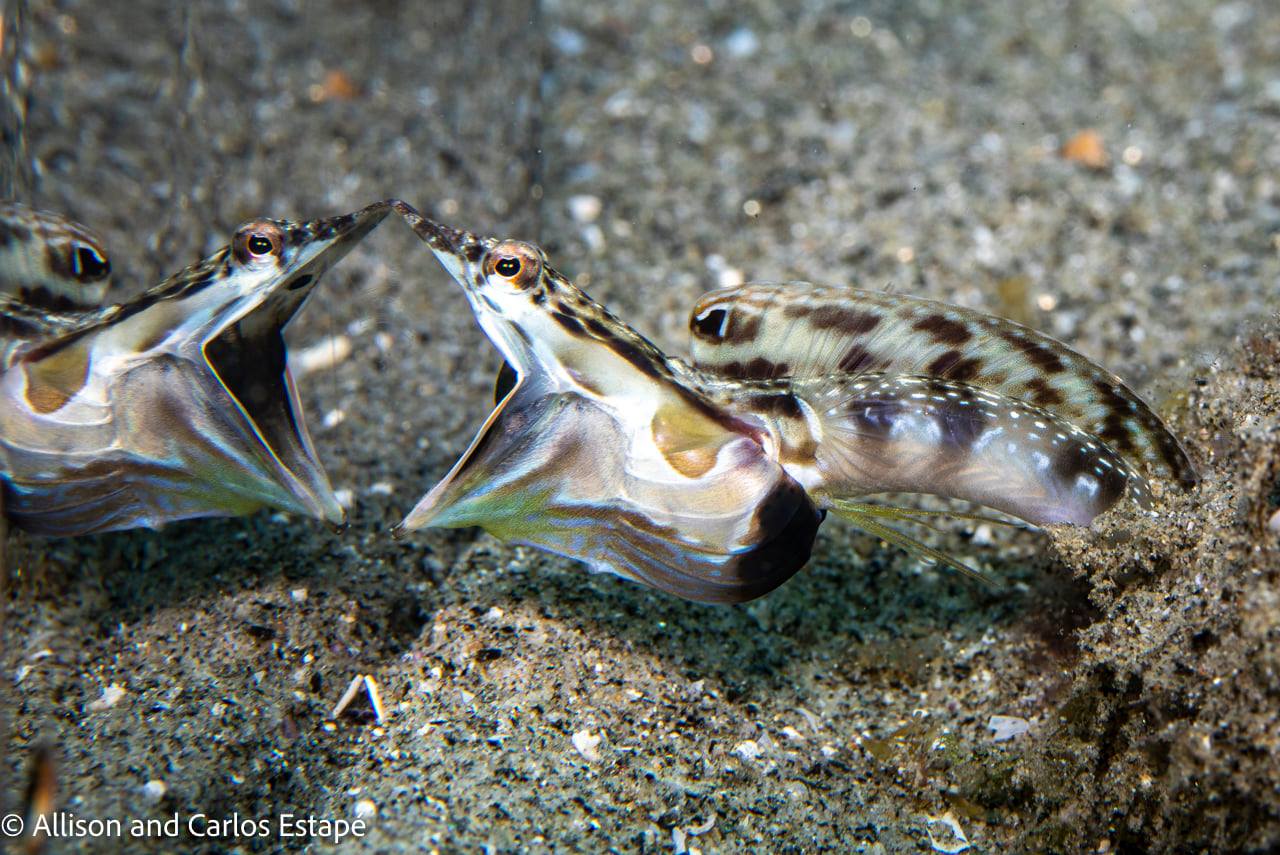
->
xmin=483 ymin=241 xmax=541 ymax=289
xmin=73 ymin=245 xmax=110 ymax=281
xmin=494 ymin=256 xmax=521 ymax=278
xmin=232 ymin=221 xmax=285 ymax=265
xmin=248 ymin=234 xmax=275 ymax=256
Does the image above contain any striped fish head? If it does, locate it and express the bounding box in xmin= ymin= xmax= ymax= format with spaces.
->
xmin=0 ymin=201 xmax=112 ymax=310
xmin=389 ymin=201 xmax=684 ymax=403
xmin=1 ymin=201 xmax=392 ymax=536
xmin=389 ymin=202 xmax=559 ymax=385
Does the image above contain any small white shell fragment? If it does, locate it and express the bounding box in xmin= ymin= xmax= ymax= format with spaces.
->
xmin=291 ymin=334 xmax=353 ymax=377
xmin=322 ymin=408 xmax=346 ymax=430
xmin=794 ymin=706 xmax=821 ymax=732
xmin=732 ymin=739 xmax=762 ymax=761
xmin=290 ymin=588 xmax=308 ymax=603
xmin=353 ymin=798 xmax=377 ymax=819
xmin=572 ymin=729 xmax=602 ymax=762
xmin=582 ymin=223 xmax=606 ymax=254
xmin=142 ymin=780 xmax=167 ymax=802
xmin=89 ymin=683 xmax=126 ymax=711
xmin=1268 ymin=509 xmax=1280 ymax=535
xmin=924 ymin=812 xmax=970 ymax=853
xmin=567 ymin=194 xmax=602 ymax=223
xmin=781 ymin=725 xmax=805 ymax=742
xmin=716 ymin=267 xmax=745 ymax=289
xmin=988 ymin=714 xmax=1031 ymax=742
xmin=332 ymin=674 xmax=385 ymax=723
xmin=686 ymin=814 xmax=716 ymax=836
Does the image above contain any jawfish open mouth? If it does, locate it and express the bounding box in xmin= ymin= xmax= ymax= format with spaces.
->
xmin=197 ymin=201 xmax=396 ymax=527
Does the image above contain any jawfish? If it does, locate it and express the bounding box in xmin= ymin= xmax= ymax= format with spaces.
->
xmin=390 ymin=201 xmax=1195 ymax=602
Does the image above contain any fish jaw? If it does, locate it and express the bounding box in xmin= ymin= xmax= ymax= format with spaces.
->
xmin=394 ymin=383 xmax=822 ymax=604
xmin=0 ymin=202 xmax=393 ymax=536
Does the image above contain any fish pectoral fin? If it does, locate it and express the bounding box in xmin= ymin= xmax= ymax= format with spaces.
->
xmin=835 ymin=501 xmax=1028 ymax=530
xmin=828 ymin=498 xmax=1004 ymax=588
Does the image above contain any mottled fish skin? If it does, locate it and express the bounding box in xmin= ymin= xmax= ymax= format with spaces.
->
xmin=689 ymin=282 xmax=1197 ymax=489
xmin=0 ymin=201 xmax=393 ymax=537
xmin=722 ymin=372 xmax=1147 ymax=526
xmin=392 ymin=202 xmax=822 ymax=604
xmin=0 ymin=201 xmax=112 ymax=311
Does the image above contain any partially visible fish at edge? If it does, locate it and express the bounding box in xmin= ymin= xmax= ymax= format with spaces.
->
xmin=0 ymin=201 xmax=393 ymax=538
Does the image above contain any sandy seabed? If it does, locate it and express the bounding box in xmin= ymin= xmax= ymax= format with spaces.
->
xmin=3 ymin=1 xmax=1280 ymax=852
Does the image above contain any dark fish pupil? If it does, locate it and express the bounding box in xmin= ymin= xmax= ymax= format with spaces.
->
xmin=248 ymin=235 xmax=274 ymax=255
xmin=74 ymin=246 xmax=110 ymax=281
xmin=495 ymin=257 xmax=521 ymax=277
xmin=692 ymin=308 xmax=727 ymax=339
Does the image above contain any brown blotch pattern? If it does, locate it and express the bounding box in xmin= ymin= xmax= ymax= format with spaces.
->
xmin=837 ymin=344 xmax=876 ymax=373
xmin=1093 ymin=379 xmax=1139 ymax=453
xmin=44 ymin=243 xmax=76 ymax=281
xmin=1050 ymin=438 xmax=1093 ymax=483
xmin=933 ymin=394 xmax=990 ymax=450
xmin=746 ymin=392 xmax=803 ymax=419
xmin=742 ymin=358 xmax=788 ymax=380
xmin=0 ymin=217 xmax=31 ymax=247
xmin=723 ymin=310 xmax=761 ymax=343
xmin=1000 ymin=329 xmax=1067 ymax=374
xmin=807 ymin=305 xmax=882 ymax=335
xmin=927 ymin=348 xmax=982 ymax=382
xmin=1025 ymin=377 xmax=1065 ymax=408
xmin=912 ymin=313 xmax=972 ymax=345
xmin=22 ymin=344 xmax=91 ymax=414
xmin=16 ymin=286 xmax=80 ymax=312
xmin=1051 ymin=436 xmax=1130 ymax=507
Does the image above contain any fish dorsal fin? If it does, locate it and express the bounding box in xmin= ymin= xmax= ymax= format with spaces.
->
xmin=689 ymin=282 xmax=1196 ymax=487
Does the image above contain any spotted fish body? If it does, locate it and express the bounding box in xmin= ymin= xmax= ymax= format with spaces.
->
xmin=0 ymin=202 xmax=392 ymax=536
xmin=393 ymin=205 xmax=1194 ymax=601
xmin=689 ymin=283 xmax=1195 ymax=528
xmin=726 ymin=371 xmax=1146 ymax=526
xmin=689 ymin=283 xmax=1196 ymax=492
xmin=0 ymin=202 xmax=112 ymax=312
xmin=392 ymin=203 xmax=821 ymax=603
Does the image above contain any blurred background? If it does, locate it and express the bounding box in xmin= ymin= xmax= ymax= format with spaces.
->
xmin=2 ymin=0 xmax=1278 ymax=851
